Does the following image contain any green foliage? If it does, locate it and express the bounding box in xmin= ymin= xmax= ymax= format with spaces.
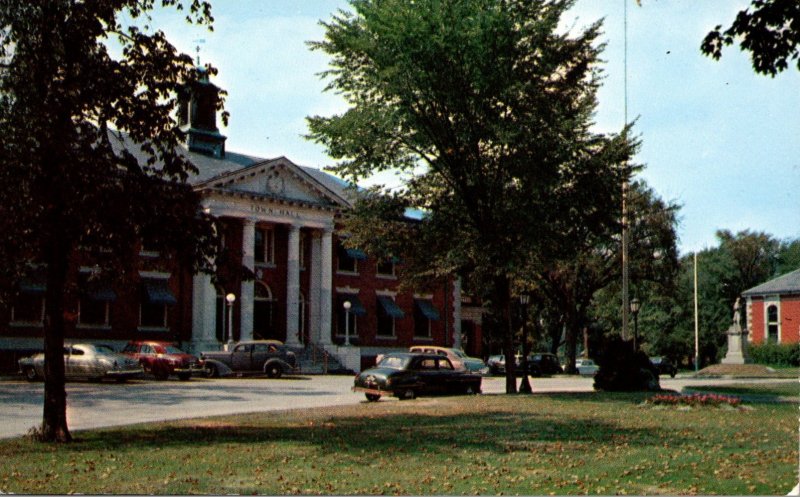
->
xmin=749 ymin=343 xmax=800 ymax=367
xmin=702 ymin=0 xmax=800 ymax=76
xmin=308 ymin=0 xmax=636 ymax=392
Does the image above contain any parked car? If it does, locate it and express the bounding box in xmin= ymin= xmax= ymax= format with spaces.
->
xmin=353 ymin=352 xmax=482 ymax=401
xmin=486 ymin=354 xmax=506 ymax=374
xmin=650 ymin=356 xmax=677 ymax=377
xmin=121 ymin=341 xmax=202 ymax=381
xmin=408 ymin=346 xmax=490 ymax=375
xmin=19 ymin=343 xmax=142 ymax=382
xmin=199 ymin=340 xmax=298 ymax=378
xmin=488 ymin=353 xmax=563 ymax=376
xmin=574 ymin=358 xmax=600 ymax=377
xmin=526 ymin=353 xmax=563 ymax=376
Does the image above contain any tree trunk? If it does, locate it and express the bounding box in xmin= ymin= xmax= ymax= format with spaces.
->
xmin=563 ymin=317 xmax=580 ymax=375
xmin=493 ymin=276 xmax=517 ymax=394
xmin=41 ymin=236 xmax=72 ymax=443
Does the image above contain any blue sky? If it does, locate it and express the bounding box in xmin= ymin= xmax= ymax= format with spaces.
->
xmin=148 ymin=0 xmax=800 ymax=255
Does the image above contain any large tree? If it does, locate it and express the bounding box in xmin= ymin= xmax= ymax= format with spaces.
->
xmin=307 ymin=0 xmax=634 ymax=392
xmin=536 ymin=180 xmax=679 ymax=371
xmin=0 ymin=0 xmax=219 ymax=442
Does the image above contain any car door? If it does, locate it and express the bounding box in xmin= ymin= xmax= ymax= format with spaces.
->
xmin=416 ymin=357 xmax=449 ymax=394
xmin=251 ymin=343 xmax=271 ymax=371
xmin=231 ymin=344 xmax=253 ymax=371
xmin=436 ymin=357 xmax=462 ymax=393
xmin=138 ymin=344 xmax=156 ymax=371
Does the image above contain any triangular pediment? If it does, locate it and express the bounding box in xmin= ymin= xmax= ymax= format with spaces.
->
xmin=196 ymin=157 xmax=352 ymax=208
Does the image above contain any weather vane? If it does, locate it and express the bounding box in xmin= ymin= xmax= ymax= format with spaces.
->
xmin=193 ymin=38 xmax=206 ymax=66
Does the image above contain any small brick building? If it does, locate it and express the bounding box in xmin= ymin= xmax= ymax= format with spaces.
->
xmin=742 ymin=269 xmax=800 ymax=344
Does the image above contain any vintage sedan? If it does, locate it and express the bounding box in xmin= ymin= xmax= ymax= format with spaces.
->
xmin=121 ymin=341 xmax=202 ymax=381
xmin=19 ymin=343 xmax=143 ymax=382
xmin=408 ymin=346 xmax=490 ymax=375
xmin=353 ymin=352 xmax=482 ymax=401
xmin=199 ymin=340 xmax=298 ymax=378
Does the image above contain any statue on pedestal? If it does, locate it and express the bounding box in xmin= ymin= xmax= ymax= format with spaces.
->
xmin=722 ymin=297 xmax=750 ymax=364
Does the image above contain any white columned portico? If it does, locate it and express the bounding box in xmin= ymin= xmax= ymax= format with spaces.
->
xmin=319 ymin=225 xmax=334 ymax=345
xmin=308 ymin=231 xmax=323 ymax=344
xmin=452 ymin=277 xmax=463 ymax=349
xmin=240 ymin=218 xmax=256 ymax=342
xmin=191 ymin=272 xmax=218 ymax=352
xmin=285 ymin=223 xmax=302 ymax=347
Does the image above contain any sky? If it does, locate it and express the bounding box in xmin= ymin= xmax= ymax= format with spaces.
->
xmin=146 ymin=0 xmax=800 ymax=255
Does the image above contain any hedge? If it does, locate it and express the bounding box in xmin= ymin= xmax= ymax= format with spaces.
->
xmin=748 ymin=342 xmax=800 ymax=367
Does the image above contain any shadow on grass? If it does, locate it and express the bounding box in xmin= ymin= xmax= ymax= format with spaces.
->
xmin=29 ymin=391 xmax=703 ymax=457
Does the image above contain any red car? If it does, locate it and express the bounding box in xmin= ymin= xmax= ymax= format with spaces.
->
xmin=121 ymin=341 xmax=201 ymax=381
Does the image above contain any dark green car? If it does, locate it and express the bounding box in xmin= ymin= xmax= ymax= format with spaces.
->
xmin=353 ymin=352 xmax=482 ymax=401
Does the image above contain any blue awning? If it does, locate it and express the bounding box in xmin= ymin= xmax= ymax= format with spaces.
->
xmin=340 ymin=294 xmax=366 ymax=316
xmin=19 ymin=277 xmax=46 ymax=295
xmin=345 ymin=248 xmax=368 ymax=261
xmin=86 ymin=284 xmax=117 ymax=302
xmin=377 ymin=296 xmax=405 ymax=319
xmin=142 ymin=279 xmax=177 ymax=305
xmin=415 ymin=299 xmax=440 ymax=321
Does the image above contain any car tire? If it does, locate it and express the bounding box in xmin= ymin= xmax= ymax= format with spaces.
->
xmin=205 ymin=364 xmax=219 ymax=378
xmin=23 ymin=367 xmax=38 ymax=382
xmin=398 ymin=389 xmax=416 ymax=400
xmin=365 ymin=393 xmax=381 ymax=402
xmin=465 ymin=384 xmax=478 ymax=395
xmin=265 ymin=363 xmax=282 ymax=379
xmin=177 ymin=373 xmax=191 ymax=381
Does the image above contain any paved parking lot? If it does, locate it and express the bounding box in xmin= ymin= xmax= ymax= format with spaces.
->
xmin=0 ymin=374 xmax=791 ymax=439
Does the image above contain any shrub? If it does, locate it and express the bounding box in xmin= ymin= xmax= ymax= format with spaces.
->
xmin=593 ymin=336 xmax=661 ymax=392
xmin=749 ymin=343 xmax=800 ymax=367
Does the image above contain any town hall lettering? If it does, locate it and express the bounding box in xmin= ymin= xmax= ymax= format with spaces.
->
xmin=250 ymin=204 xmax=301 ymax=218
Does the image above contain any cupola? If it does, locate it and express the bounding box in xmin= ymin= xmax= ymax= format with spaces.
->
xmin=178 ymin=69 xmax=227 ymax=159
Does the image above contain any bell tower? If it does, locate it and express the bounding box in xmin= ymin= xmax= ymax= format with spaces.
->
xmin=178 ymin=69 xmax=227 ymax=159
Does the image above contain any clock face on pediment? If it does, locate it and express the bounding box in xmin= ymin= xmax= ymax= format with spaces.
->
xmin=222 ymin=160 xmax=342 ymax=207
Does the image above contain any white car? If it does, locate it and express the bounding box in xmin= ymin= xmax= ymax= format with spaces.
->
xmin=574 ymin=358 xmax=599 ymax=376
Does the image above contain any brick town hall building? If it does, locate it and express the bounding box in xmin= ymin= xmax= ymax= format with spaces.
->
xmin=0 ymin=74 xmax=483 ymax=373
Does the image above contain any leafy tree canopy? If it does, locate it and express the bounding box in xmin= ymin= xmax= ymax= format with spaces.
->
xmin=701 ymin=0 xmax=800 ymax=76
xmin=308 ymin=0 xmax=635 ymax=392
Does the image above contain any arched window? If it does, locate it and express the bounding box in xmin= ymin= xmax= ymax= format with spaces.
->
xmin=254 ymin=282 xmax=275 ymax=340
xmin=766 ymin=304 xmax=779 ymax=343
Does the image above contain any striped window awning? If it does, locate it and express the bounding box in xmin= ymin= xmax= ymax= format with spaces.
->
xmin=377 ymin=296 xmax=405 ymax=319
xmin=415 ymin=299 xmax=440 ymax=321
xmin=142 ymin=279 xmax=177 ymax=305
xmin=340 ymin=294 xmax=367 ymax=316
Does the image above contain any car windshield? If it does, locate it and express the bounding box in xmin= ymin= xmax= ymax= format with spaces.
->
xmin=95 ymin=344 xmax=115 ymax=354
xmin=451 ymin=349 xmax=467 ymax=358
xmin=164 ymin=345 xmax=185 ymax=354
xmin=377 ymin=356 xmax=411 ymax=369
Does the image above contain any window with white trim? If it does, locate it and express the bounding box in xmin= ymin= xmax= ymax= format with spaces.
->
xmin=766 ymin=304 xmax=779 ymax=343
xmin=255 ymin=226 xmax=275 ymax=265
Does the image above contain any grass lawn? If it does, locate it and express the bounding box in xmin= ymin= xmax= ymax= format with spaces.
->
xmin=0 ymin=391 xmax=796 ymax=495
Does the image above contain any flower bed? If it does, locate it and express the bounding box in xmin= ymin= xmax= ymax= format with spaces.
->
xmin=646 ymin=393 xmax=742 ymax=407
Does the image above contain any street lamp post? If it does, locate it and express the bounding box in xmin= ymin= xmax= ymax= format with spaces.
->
xmin=343 ymin=300 xmax=352 ymax=346
xmin=630 ymin=297 xmax=641 ymax=351
xmin=225 ymin=293 xmax=236 ymax=351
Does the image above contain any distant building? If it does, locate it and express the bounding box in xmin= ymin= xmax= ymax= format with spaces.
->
xmin=0 ymin=72 xmax=484 ymax=372
xmin=742 ymin=269 xmax=800 ymax=344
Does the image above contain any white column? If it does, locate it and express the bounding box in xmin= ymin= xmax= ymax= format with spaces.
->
xmin=239 ymin=218 xmax=256 ymax=342
xmin=285 ymin=223 xmax=301 ymax=347
xmin=191 ymin=272 xmax=218 ymax=353
xmin=308 ymin=230 xmax=322 ymax=344
xmin=452 ymin=277 xmax=463 ymax=349
xmin=319 ymin=225 xmax=334 ymax=345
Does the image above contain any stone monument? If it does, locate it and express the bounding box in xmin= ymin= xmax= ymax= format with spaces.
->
xmin=721 ymin=297 xmax=750 ymax=364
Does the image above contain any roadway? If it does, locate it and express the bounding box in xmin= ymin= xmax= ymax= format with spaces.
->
xmin=0 ymin=374 xmax=792 ymax=439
